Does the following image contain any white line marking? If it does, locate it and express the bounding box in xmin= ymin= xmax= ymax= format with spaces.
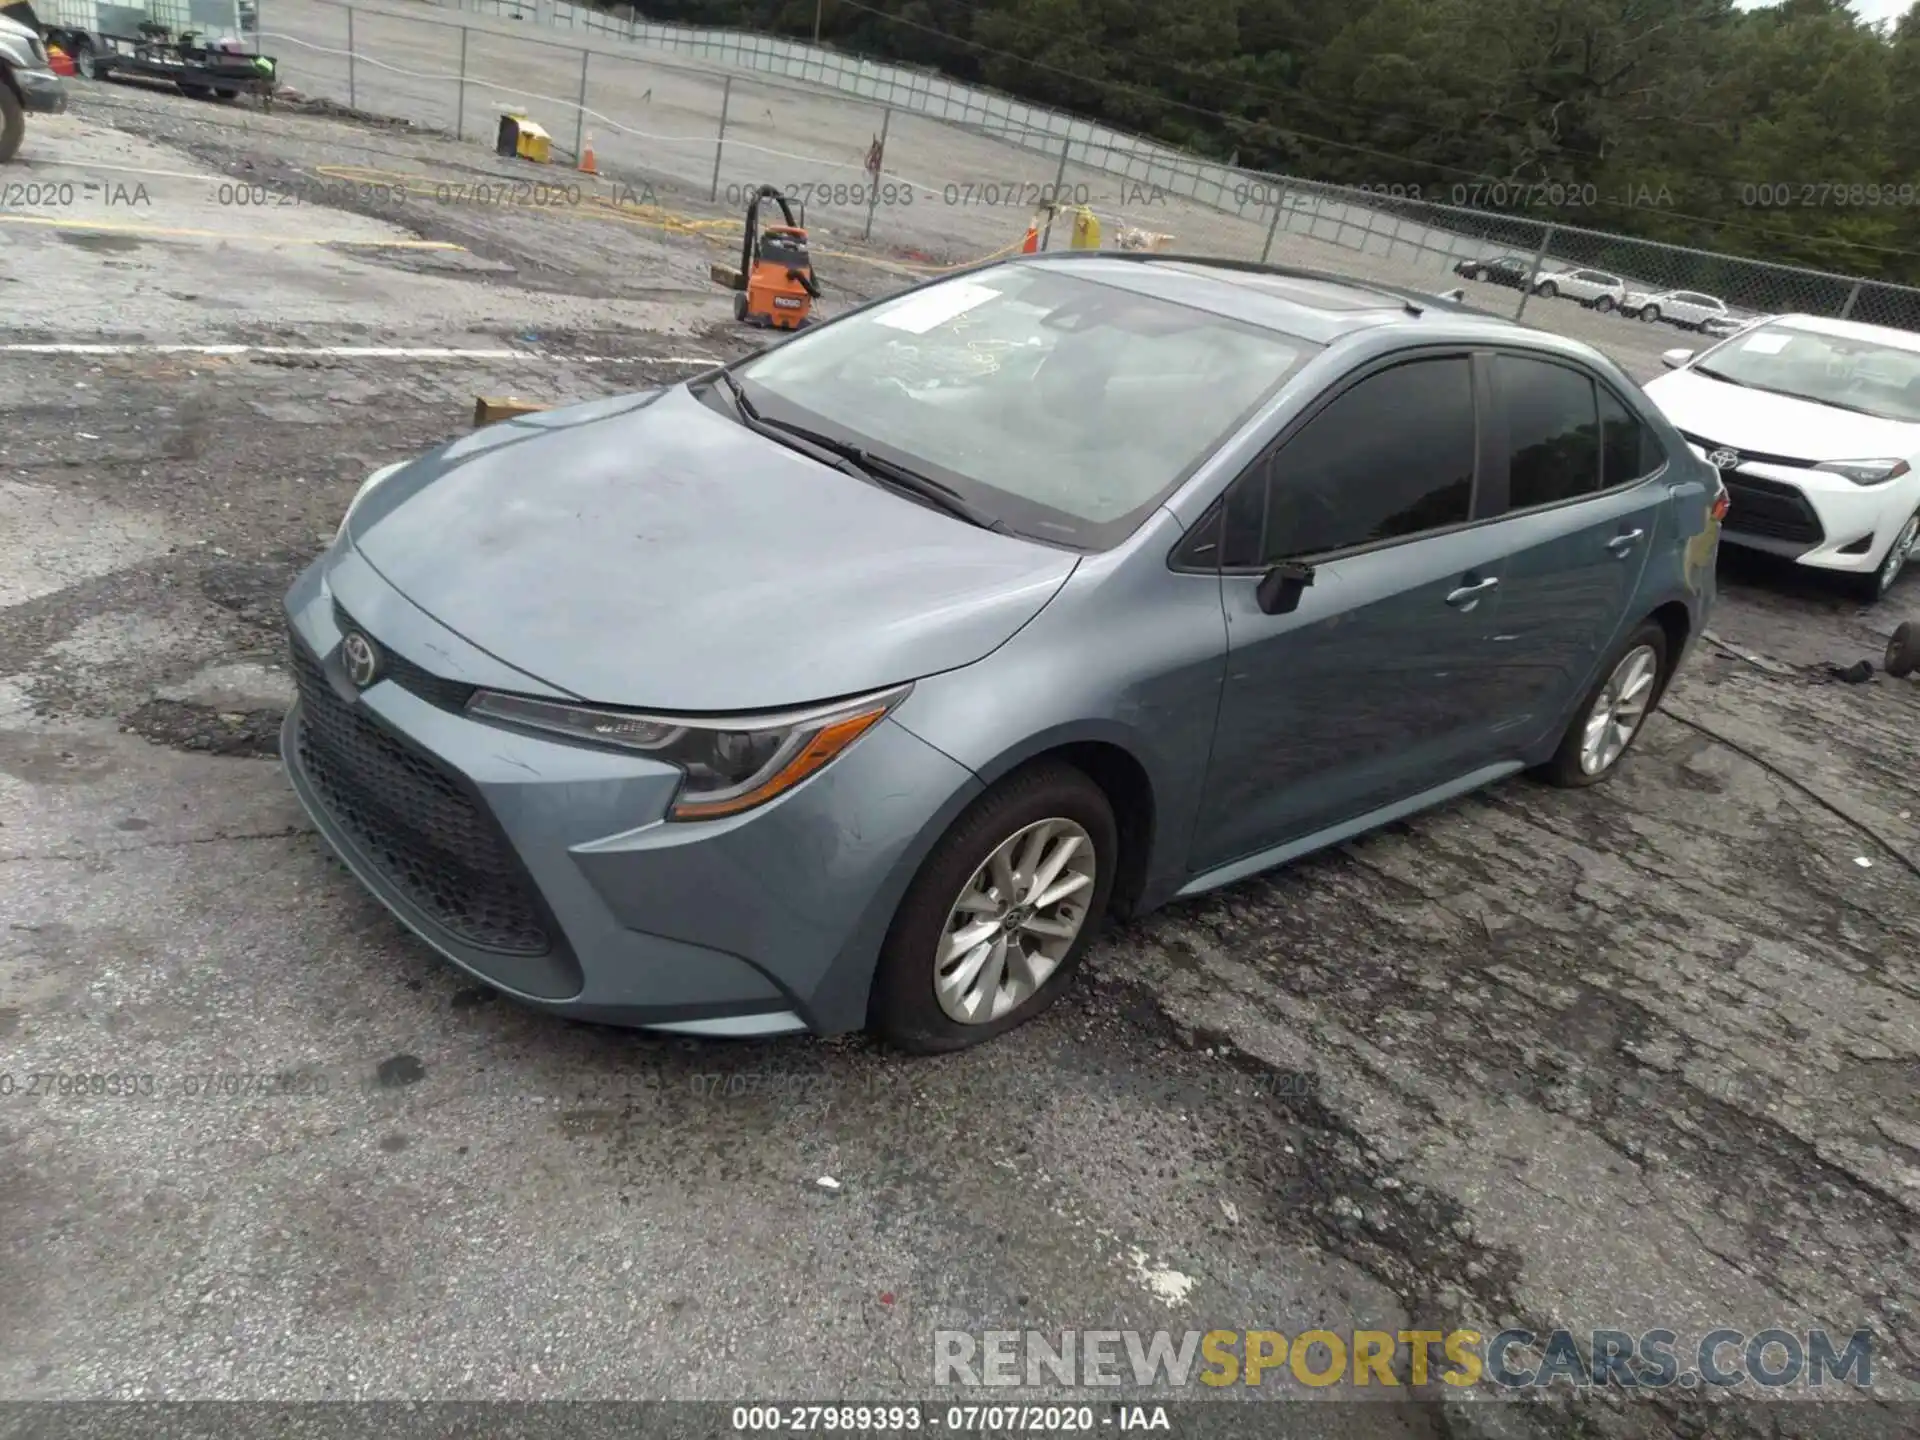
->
xmin=0 ymin=344 xmax=723 ymax=363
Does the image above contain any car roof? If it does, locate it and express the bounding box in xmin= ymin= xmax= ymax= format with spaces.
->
xmin=1010 ymin=251 xmax=1541 ymax=349
xmin=1761 ymin=313 xmax=1920 ymax=352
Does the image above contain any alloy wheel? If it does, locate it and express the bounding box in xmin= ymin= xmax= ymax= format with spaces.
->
xmin=1579 ymin=644 xmax=1659 ymax=776
xmin=934 ymin=817 xmax=1095 ymax=1025
xmin=1878 ymin=513 xmax=1920 ymax=595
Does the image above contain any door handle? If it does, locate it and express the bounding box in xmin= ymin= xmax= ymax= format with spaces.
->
xmin=1445 ymin=577 xmax=1499 ymax=608
xmin=1608 ymin=528 xmax=1646 ymax=556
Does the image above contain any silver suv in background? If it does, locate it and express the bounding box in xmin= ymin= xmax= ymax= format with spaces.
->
xmin=1535 ymin=268 xmax=1630 ymax=312
xmin=1626 ymin=290 xmax=1732 ymax=330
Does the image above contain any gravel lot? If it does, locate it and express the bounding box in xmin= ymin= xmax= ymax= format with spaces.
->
xmin=4 ymin=79 xmax=1920 ymax=1439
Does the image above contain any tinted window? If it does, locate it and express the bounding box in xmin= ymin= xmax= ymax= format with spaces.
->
xmin=1236 ymin=357 xmax=1476 ymax=564
xmin=1599 ymin=387 xmax=1664 ymax=485
xmin=1498 ymin=355 xmax=1599 ymax=510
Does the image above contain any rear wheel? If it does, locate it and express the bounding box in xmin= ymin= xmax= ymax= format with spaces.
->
xmin=869 ymin=761 xmax=1117 ymax=1054
xmin=179 ymin=82 xmax=214 ymax=99
xmin=1535 ymin=622 xmax=1670 ymax=789
xmin=1594 ymin=295 xmax=1616 ymax=313
xmin=73 ymin=38 xmax=102 ymax=79
xmin=0 ymin=82 xmax=23 ymax=165
xmin=1469 ymin=266 xmax=1487 ymax=281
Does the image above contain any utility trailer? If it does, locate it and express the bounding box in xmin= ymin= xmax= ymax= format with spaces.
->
xmin=20 ymin=0 xmax=275 ymax=105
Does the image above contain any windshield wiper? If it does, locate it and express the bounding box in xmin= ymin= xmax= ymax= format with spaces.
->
xmin=1688 ymin=365 xmax=1894 ymax=417
xmin=1689 ymin=364 xmax=1752 ymax=389
xmin=714 ymin=373 xmax=1009 ymax=533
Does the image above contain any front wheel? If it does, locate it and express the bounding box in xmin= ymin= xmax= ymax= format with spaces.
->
xmin=1849 ymin=509 xmax=1920 ymax=604
xmin=869 ymin=761 xmax=1117 ymax=1054
xmin=1535 ymin=281 xmax=1558 ymax=299
xmin=1639 ymin=305 xmax=1661 ymax=324
xmin=1535 ymin=622 xmax=1670 ymax=789
xmin=0 ymin=82 xmax=23 ymax=164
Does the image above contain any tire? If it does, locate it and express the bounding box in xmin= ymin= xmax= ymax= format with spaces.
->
xmin=1640 ymin=305 xmax=1661 ymax=324
xmin=1536 ymin=281 xmax=1558 ymax=299
xmin=1595 ymin=295 xmax=1616 ymax=313
xmin=1469 ymin=266 xmax=1487 ymax=281
xmin=1887 ymin=621 xmax=1919 ymax=679
xmin=179 ymin=82 xmax=214 ymax=99
xmin=732 ymin=292 xmax=748 ymax=322
xmin=0 ymin=81 xmax=23 ymax=165
xmin=1848 ymin=508 xmax=1920 ymax=604
xmin=869 ymin=761 xmax=1118 ymax=1054
xmin=73 ymin=39 xmax=101 ymax=79
xmin=214 ymin=87 xmax=238 ymax=102
xmin=1535 ymin=621 xmax=1670 ymax=789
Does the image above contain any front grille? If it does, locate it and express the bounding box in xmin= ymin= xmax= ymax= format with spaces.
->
xmin=1677 ymin=431 xmax=1819 ymax=471
xmin=1722 ymin=475 xmax=1825 ymax=546
xmin=289 ymin=632 xmax=551 ymax=956
xmin=332 ymin=602 xmax=477 ymax=712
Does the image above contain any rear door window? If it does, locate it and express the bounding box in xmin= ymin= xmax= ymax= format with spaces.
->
xmin=1495 ymin=355 xmax=1601 ymax=510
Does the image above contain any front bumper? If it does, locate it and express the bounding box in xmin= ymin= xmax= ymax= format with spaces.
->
xmin=1680 ymin=443 xmax=1920 ymax=571
xmin=15 ymin=67 xmax=69 ymax=113
xmin=280 ymin=549 xmax=981 ymax=1035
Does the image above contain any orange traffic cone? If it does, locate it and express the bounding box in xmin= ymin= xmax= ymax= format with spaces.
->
xmin=1020 ymin=222 xmax=1039 ymax=254
xmin=578 ymin=133 xmax=598 ymax=176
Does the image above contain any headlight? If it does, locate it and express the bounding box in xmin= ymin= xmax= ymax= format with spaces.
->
xmin=1814 ymin=459 xmax=1911 ymax=486
xmin=334 ymin=461 xmax=407 ymax=544
xmin=466 ymin=684 xmax=910 ymax=820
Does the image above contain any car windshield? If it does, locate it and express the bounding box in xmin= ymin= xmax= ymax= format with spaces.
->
xmin=728 ymin=264 xmax=1320 ymax=548
xmin=1693 ymin=323 xmax=1920 ymax=422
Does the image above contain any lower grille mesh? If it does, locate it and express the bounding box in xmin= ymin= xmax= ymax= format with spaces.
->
xmin=290 ymin=634 xmax=551 ymax=956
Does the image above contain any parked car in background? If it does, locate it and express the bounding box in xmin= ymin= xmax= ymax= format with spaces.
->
xmin=1644 ymin=313 xmax=1920 ymax=601
xmin=282 ymin=254 xmax=1720 ymax=1053
xmin=1454 ymin=253 xmax=1538 ymax=290
xmin=1701 ymin=311 xmax=1765 ymax=339
xmin=1625 ymin=289 xmax=1731 ymax=330
xmin=1533 ymin=267 xmax=1629 ymax=311
xmin=1 ymin=5 xmax=68 ymax=163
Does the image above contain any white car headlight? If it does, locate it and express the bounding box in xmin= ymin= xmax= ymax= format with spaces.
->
xmin=1814 ymin=459 xmax=1912 ymax=486
xmin=334 ymin=461 xmax=407 ymax=544
xmin=466 ymin=684 xmax=910 ymax=821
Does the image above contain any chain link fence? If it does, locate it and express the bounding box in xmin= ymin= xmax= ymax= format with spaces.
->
xmin=244 ymin=0 xmax=1920 ymax=378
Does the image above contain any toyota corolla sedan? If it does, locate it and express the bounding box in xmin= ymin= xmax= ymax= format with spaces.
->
xmin=282 ymin=253 xmax=1720 ymax=1053
xmin=1644 ymin=313 xmax=1920 ymax=602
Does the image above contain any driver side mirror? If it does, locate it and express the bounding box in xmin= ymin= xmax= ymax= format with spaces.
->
xmin=1661 ymin=348 xmax=1695 ymax=370
xmin=1255 ymin=561 xmax=1315 ymax=616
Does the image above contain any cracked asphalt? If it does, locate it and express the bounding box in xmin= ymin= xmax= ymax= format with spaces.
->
xmin=3 ymin=81 xmax=1920 ymax=1440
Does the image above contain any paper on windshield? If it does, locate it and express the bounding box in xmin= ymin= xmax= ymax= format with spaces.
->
xmin=874 ymin=281 xmax=1001 ymax=335
xmin=1740 ymin=333 xmax=1793 ymax=355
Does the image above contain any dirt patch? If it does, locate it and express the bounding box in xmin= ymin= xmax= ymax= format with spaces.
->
xmin=121 ymin=698 xmax=284 ymax=757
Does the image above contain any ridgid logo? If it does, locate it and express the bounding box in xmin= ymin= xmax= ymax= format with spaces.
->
xmin=932 ymin=1328 xmax=1875 ymax=1391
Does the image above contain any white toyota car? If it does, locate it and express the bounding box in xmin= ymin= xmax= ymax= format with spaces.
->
xmin=1642 ymin=313 xmax=1920 ymax=602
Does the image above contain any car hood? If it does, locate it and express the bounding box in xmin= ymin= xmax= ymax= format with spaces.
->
xmin=346 ymin=384 xmax=1079 ymax=711
xmin=1642 ymin=368 xmax=1920 ymax=462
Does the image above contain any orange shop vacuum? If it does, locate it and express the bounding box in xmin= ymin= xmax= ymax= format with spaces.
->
xmin=711 ymin=185 xmax=820 ymax=329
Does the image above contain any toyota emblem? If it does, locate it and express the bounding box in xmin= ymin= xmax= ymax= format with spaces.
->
xmin=1707 ymin=448 xmax=1740 ymax=472
xmin=341 ymin=631 xmax=380 ymax=690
